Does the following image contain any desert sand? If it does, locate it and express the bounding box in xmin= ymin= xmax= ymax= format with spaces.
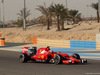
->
xmin=0 ymin=21 xmax=100 ymax=43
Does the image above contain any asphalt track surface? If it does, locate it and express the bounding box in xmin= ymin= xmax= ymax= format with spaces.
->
xmin=0 ymin=50 xmax=100 ymax=75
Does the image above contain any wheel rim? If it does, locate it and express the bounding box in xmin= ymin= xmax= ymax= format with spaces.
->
xmin=81 ymin=60 xmax=84 ymax=63
xmin=73 ymin=55 xmax=77 ymax=58
xmin=54 ymin=56 xmax=60 ymax=64
xmin=19 ymin=54 xmax=24 ymax=62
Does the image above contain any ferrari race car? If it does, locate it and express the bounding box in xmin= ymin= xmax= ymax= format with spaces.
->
xmin=19 ymin=46 xmax=87 ymax=64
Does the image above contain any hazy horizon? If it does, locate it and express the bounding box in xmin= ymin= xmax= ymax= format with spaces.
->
xmin=0 ymin=0 xmax=98 ymax=21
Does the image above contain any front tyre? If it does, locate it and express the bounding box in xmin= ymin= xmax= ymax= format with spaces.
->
xmin=54 ymin=55 xmax=62 ymax=64
xmin=19 ymin=53 xmax=29 ymax=63
xmin=73 ymin=53 xmax=80 ymax=59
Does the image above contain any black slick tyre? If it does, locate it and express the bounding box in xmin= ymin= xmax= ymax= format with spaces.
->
xmin=19 ymin=53 xmax=29 ymax=63
xmin=54 ymin=55 xmax=62 ymax=64
xmin=73 ymin=53 xmax=80 ymax=59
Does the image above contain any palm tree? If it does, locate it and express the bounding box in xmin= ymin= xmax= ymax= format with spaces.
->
xmin=17 ymin=8 xmax=31 ymax=27
xmin=60 ymin=9 xmax=68 ymax=30
xmin=75 ymin=13 xmax=82 ymax=23
xmin=50 ymin=4 xmax=67 ymax=31
xmin=17 ymin=8 xmax=31 ymax=19
xmin=68 ymin=9 xmax=79 ymax=24
xmin=36 ymin=5 xmax=51 ymax=30
xmin=91 ymin=3 xmax=99 ymax=23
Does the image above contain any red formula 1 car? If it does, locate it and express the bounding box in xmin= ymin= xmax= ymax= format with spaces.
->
xmin=19 ymin=46 xmax=87 ymax=64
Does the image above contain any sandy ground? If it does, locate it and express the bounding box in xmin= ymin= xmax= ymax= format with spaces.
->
xmin=0 ymin=21 xmax=100 ymax=43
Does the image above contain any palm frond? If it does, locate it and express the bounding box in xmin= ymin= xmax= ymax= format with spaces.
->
xmin=91 ymin=3 xmax=98 ymax=10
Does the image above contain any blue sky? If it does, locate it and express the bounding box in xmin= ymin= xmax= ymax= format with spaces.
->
xmin=0 ymin=0 xmax=98 ymax=21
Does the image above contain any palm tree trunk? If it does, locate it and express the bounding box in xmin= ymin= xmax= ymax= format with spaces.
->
xmin=72 ymin=18 xmax=75 ymax=25
xmin=50 ymin=17 xmax=52 ymax=26
xmin=97 ymin=10 xmax=99 ymax=23
xmin=57 ymin=15 xmax=60 ymax=31
xmin=47 ymin=18 xmax=50 ymax=30
xmin=61 ymin=21 xmax=64 ymax=30
xmin=74 ymin=18 xmax=76 ymax=24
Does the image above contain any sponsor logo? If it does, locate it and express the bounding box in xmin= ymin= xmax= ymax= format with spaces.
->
xmin=38 ymin=56 xmax=41 ymax=58
xmin=54 ymin=54 xmax=56 ymax=57
xmin=41 ymin=55 xmax=44 ymax=59
xmin=40 ymin=50 xmax=42 ymax=53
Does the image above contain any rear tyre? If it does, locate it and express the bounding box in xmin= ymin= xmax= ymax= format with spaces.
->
xmin=73 ymin=53 xmax=80 ymax=59
xmin=19 ymin=53 xmax=29 ymax=63
xmin=54 ymin=55 xmax=62 ymax=64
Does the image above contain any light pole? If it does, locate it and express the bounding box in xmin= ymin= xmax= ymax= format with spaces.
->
xmin=2 ymin=0 xmax=5 ymax=28
xmin=86 ymin=5 xmax=89 ymax=18
xmin=99 ymin=0 xmax=100 ymax=12
xmin=23 ymin=0 xmax=26 ymax=30
xmin=66 ymin=0 xmax=67 ymax=9
xmin=0 ymin=2 xmax=1 ymax=24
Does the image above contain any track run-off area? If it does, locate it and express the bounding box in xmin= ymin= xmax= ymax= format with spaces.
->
xmin=0 ymin=43 xmax=100 ymax=75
